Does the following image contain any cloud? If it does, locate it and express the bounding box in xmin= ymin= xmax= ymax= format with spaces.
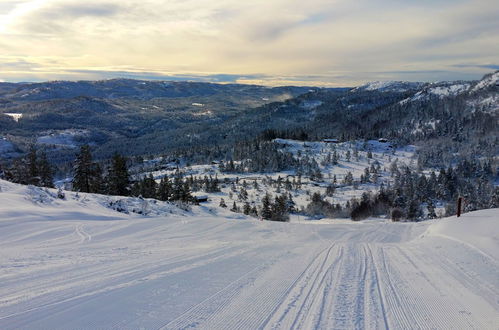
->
xmin=453 ymin=64 xmax=499 ymax=70
xmin=0 ymin=0 xmax=497 ymax=85
xmin=0 ymin=58 xmax=39 ymax=71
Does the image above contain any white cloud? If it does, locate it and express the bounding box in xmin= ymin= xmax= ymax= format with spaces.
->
xmin=0 ymin=0 xmax=497 ymax=85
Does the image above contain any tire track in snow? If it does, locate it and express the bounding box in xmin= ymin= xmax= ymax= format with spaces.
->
xmin=300 ymin=244 xmax=345 ymax=329
xmin=363 ymin=244 xmax=389 ymax=330
xmin=327 ymin=243 xmax=370 ymax=330
xmin=283 ymin=244 xmax=343 ymax=330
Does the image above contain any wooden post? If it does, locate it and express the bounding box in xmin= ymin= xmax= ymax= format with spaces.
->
xmin=456 ymin=196 xmax=463 ymax=217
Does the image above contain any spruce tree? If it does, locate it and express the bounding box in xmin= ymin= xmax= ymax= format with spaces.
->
xmin=427 ymin=199 xmax=437 ymax=219
xmin=181 ymin=180 xmax=192 ymax=203
xmin=158 ymin=177 xmax=172 ymax=201
xmin=38 ymin=151 xmax=54 ymax=188
xmin=73 ymin=145 xmax=96 ymax=193
xmin=106 ymin=153 xmax=130 ymax=196
xmin=219 ymin=198 xmax=227 ymax=208
xmin=243 ymin=202 xmax=251 ymax=215
xmin=231 ymin=201 xmax=238 ymax=212
xmin=260 ymin=192 xmax=272 ymax=220
xmin=27 ymin=146 xmax=39 ymax=185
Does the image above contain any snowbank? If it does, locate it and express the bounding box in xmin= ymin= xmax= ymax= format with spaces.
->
xmin=423 ymin=208 xmax=499 ymax=260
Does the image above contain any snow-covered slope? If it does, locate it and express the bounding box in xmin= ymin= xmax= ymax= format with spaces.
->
xmin=0 ymin=180 xmax=497 ymax=329
xmin=471 ymin=71 xmax=499 ymax=92
xmin=354 ymin=81 xmax=424 ymax=93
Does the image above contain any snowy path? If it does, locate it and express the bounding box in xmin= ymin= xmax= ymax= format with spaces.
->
xmin=0 ymin=195 xmax=498 ymax=329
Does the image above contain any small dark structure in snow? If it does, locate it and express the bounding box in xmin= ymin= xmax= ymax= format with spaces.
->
xmin=378 ymin=138 xmax=389 ymax=143
xmin=323 ymin=138 xmax=339 ymax=143
xmin=194 ymin=195 xmax=209 ymax=203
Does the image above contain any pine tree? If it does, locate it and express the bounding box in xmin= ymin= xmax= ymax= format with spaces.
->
xmin=73 ymin=145 xmax=99 ymax=193
xmin=219 ymin=198 xmax=227 ymax=208
xmin=106 ymin=153 xmax=130 ymax=196
xmin=172 ymin=173 xmax=183 ymax=201
xmin=250 ymin=205 xmax=259 ymax=217
xmin=27 ymin=146 xmax=39 ymax=185
xmin=343 ymin=172 xmax=354 ymax=185
xmin=231 ymin=201 xmax=238 ymax=212
xmin=243 ymin=202 xmax=251 ymax=215
xmin=260 ymin=192 xmax=272 ymax=220
xmin=326 ymin=183 xmax=335 ymax=196
xmin=427 ymin=199 xmax=437 ymax=219
xmin=5 ymin=158 xmax=28 ymax=184
xmin=407 ymin=199 xmax=421 ymax=221
xmin=238 ymin=187 xmax=248 ymax=201
xmin=38 ymin=151 xmax=54 ymax=188
xmin=158 ymin=177 xmax=172 ymax=201
xmin=181 ymin=180 xmax=192 ymax=203
xmin=271 ymin=195 xmax=289 ymax=222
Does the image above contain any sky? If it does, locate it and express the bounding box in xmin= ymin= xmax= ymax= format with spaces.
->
xmin=0 ymin=0 xmax=498 ymax=86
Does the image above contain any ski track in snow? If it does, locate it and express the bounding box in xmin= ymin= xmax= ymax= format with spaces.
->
xmin=0 ymin=202 xmax=498 ymax=329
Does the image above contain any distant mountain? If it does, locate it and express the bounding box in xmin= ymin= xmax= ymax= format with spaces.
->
xmin=0 ymin=72 xmax=497 ymax=169
xmin=0 ymin=79 xmax=320 ymax=162
xmin=353 ymin=81 xmax=425 ymax=93
xmin=0 ymin=79 xmax=315 ymax=101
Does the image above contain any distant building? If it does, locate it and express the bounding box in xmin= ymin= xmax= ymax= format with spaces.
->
xmin=193 ymin=195 xmax=209 ymax=203
xmin=323 ymin=138 xmax=339 ymax=143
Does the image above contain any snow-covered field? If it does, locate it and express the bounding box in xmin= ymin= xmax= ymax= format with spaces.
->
xmin=37 ymin=129 xmax=89 ymax=148
xmin=0 ymin=180 xmax=498 ymax=329
xmin=143 ymin=139 xmax=418 ymax=215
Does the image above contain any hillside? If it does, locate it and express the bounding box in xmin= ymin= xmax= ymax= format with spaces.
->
xmin=0 ymin=80 xmax=316 ymax=162
xmin=0 ymin=179 xmax=497 ymax=329
xmin=0 ymin=72 xmax=496 ymax=166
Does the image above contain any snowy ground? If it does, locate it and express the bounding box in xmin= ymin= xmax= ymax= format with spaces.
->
xmin=0 ymin=180 xmax=498 ymax=329
xmin=142 ymin=139 xmax=419 ymax=215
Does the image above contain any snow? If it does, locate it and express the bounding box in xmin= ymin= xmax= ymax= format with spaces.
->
xmin=0 ymin=179 xmax=497 ymax=329
xmin=301 ymin=100 xmax=323 ymax=110
xmin=37 ymin=129 xmax=89 ymax=148
xmin=427 ymin=83 xmax=470 ymax=97
xmin=3 ymin=113 xmax=23 ymax=122
xmin=363 ymin=81 xmax=400 ymax=91
xmin=0 ymin=137 xmax=15 ymax=153
xmin=355 ymin=81 xmax=424 ymax=93
xmin=472 ymin=71 xmax=499 ymax=92
xmin=401 ymin=83 xmax=471 ymax=104
xmin=145 ymin=138 xmax=415 ymax=212
xmin=423 ymin=209 xmax=499 ymax=260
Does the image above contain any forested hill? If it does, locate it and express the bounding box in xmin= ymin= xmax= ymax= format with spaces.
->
xmin=0 ymin=72 xmax=497 ymax=168
xmin=0 ymin=79 xmax=318 ymax=162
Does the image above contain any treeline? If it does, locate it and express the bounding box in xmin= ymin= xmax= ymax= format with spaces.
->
xmin=1 ymin=146 xmax=54 ymax=188
xmin=130 ymin=173 xmax=221 ymax=202
xmin=220 ymin=141 xmax=299 ymax=173
xmin=225 ymin=192 xmax=294 ymax=222
xmin=71 ymin=145 xmax=201 ymax=204
xmin=304 ymin=158 xmax=498 ymax=222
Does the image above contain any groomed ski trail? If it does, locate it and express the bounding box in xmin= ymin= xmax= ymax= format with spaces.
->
xmin=0 ymin=206 xmax=498 ymax=329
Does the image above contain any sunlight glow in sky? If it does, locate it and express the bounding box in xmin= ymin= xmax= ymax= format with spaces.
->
xmin=0 ymin=0 xmax=498 ymax=86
